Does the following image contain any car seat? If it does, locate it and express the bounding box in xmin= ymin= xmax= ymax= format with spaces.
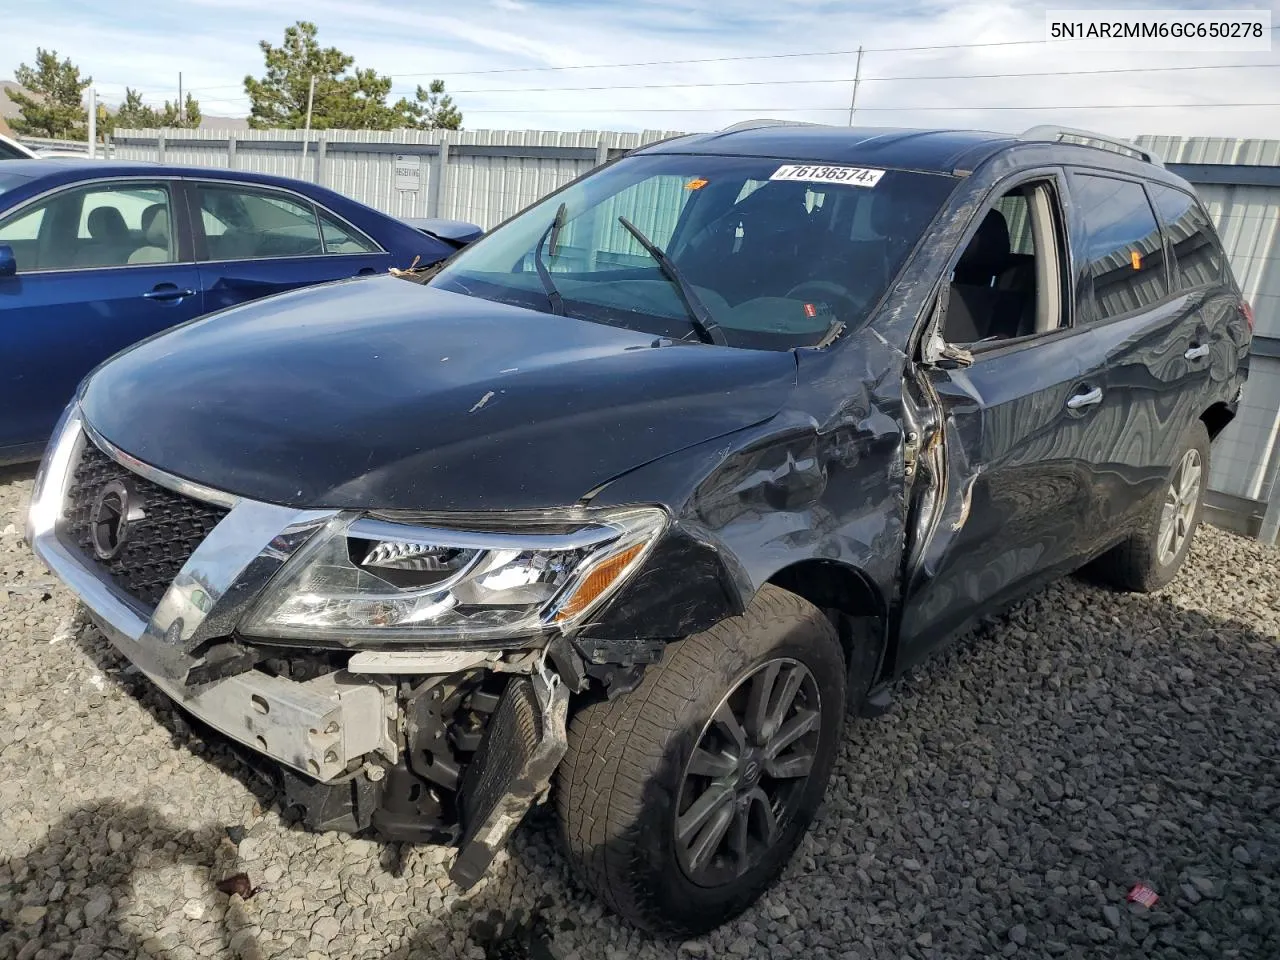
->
xmin=128 ymin=203 xmax=172 ymax=264
xmin=78 ymin=207 xmax=134 ymax=267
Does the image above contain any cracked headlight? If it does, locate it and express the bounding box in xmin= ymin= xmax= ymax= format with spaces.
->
xmin=240 ymin=507 xmax=666 ymax=644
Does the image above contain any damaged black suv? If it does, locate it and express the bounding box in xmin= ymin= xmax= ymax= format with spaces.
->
xmin=29 ymin=122 xmax=1251 ymax=935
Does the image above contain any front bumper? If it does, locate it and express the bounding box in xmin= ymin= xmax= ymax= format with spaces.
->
xmin=30 ymin=408 xmax=574 ymax=881
xmin=27 ymin=410 xmax=396 ymax=781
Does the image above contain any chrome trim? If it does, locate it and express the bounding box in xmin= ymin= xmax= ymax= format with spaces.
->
xmin=82 ymin=419 xmax=241 ymax=508
xmin=147 ymin=500 xmax=335 ymax=656
xmin=348 ymin=515 xmax=622 ymax=553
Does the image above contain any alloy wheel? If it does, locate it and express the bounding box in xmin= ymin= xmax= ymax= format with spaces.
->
xmin=1157 ymin=448 xmax=1203 ymax=566
xmin=674 ymin=658 xmax=822 ymax=887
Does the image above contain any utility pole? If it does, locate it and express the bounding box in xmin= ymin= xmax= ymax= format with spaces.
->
xmin=178 ymin=72 xmax=184 ymax=125
xmin=87 ymin=87 xmax=96 ymax=158
xmin=846 ymin=46 xmax=864 ymax=127
xmin=299 ymin=74 xmax=316 ymax=180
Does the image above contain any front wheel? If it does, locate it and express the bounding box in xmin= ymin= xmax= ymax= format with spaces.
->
xmin=554 ymin=585 xmax=846 ymax=936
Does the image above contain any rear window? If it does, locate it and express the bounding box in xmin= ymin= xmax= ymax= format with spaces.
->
xmin=1071 ymin=173 xmax=1168 ymax=322
xmin=1147 ymin=183 xmax=1225 ymax=290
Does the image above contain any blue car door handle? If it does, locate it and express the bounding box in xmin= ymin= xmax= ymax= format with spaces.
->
xmin=144 ymin=285 xmax=196 ymax=302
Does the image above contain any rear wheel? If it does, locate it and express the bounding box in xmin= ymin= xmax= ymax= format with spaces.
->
xmin=555 ymin=585 xmax=845 ymax=936
xmin=1092 ymin=420 xmax=1210 ymax=592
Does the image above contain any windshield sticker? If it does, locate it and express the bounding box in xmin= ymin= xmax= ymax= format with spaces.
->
xmin=769 ymin=164 xmax=885 ymax=188
xmin=684 ymin=177 xmax=709 ymax=190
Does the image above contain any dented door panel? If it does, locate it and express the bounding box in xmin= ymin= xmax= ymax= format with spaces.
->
xmin=897 ymin=332 xmax=1097 ymax=666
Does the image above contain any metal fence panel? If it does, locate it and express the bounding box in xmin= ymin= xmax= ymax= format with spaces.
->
xmin=1138 ymin=135 xmax=1280 ymax=536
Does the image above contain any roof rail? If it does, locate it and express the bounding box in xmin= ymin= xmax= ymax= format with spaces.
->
xmin=718 ymin=119 xmax=823 ymax=133
xmin=1020 ymin=125 xmax=1164 ymax=167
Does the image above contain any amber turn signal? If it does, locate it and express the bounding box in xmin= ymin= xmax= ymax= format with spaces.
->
xmin=553 ymin=542 xmax=646 ymax=622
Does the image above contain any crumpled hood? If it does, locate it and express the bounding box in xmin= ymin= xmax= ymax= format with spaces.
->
xmin=80 ymin=276 xmax=797 ymax=511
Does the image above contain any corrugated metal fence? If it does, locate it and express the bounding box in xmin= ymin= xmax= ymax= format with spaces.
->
xmin=105 ymin=127 xmax=1280 ymax=541
xmin=1138 ymin=136 xmax=1280 ymax=542
xmin=110 ymin=128 xmax=681 ymax=230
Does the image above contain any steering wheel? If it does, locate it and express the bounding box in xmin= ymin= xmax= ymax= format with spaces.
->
xmin=784 ymin=280 xmax=864 ymax=319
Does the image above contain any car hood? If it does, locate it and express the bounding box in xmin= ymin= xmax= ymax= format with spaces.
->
xmin=80 ymin=276 xmax=797 ymax=511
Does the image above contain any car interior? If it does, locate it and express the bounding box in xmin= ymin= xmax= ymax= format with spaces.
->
xmin=199 ymin=187 xmax=327 ymax=261
xmin=0 ymin=186 xmax=175 ymax=271
xmin=941 ymin=181 xmax=1064 ymax=346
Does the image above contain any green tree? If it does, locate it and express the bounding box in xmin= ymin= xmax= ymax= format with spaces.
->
xmin=398 ymin=80 xmax=462 ymax=130
xmin=5 ymin=48 xmax=90 ymax=139
xmin=112 ymin=88 xmax=202 ymax=130
xmin=244 ymin=21 xmax=458 ymax=130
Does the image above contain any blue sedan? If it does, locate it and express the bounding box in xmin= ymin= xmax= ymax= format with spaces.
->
xmin=0 ymin=160 xmax=465 ymax=462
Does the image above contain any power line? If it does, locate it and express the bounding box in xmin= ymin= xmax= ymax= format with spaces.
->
xmin=424 ymin=62 xmax=1280 ymax=96
xmin=455 ymin=102 xmax=1280 ymax=114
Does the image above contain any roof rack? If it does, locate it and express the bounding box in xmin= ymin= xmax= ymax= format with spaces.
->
xmin=1020 ymin=125 xmax=1164 ymax=166
xmin=718 ymin=119 xmax=823 ymax=133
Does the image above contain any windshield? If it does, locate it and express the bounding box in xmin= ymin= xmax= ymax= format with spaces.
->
xmin=430 ymin=154 xmax=957 ymax=350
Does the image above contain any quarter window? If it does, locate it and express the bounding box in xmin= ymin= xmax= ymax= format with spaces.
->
xmin=1071 ymin=173 xmax=1167 ymax=322
xmin=1147 ymin=183 xmax=1224 ymax=290
xmin=194 ymin=183 xmax=323 ymax=261
xmin=318 ymin=209 xmax=379 ymax=253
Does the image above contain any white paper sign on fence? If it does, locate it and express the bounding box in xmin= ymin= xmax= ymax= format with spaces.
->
xmin=394 ymin=155 xmax=422 ymax=192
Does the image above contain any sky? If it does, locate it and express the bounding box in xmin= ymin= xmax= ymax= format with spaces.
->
xmin=2 ymin=0 xmax=1278 ymax=138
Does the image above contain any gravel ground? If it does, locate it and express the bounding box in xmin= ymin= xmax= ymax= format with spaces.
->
xmin=1 ymin=465 xmax=1277 ymax=960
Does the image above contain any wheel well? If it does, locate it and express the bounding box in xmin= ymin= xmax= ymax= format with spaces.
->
xmin=767 ymin=560 xmax=888 ymax=685
xmin=1201 ymin=401 xmax=1235 ymax=441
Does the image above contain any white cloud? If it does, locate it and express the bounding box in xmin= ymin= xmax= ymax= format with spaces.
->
xmin=0 ymin=0 xmax=1275 ymax=136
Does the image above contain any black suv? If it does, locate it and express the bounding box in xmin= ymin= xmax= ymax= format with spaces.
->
xmin=28 ymin=122 xmax=1251 ymax=935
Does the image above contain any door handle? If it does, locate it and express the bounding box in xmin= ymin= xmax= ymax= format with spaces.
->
xmin=144 ymin=287 xmax=195 ymax=301
xmin=1184 ymin=343 xmax=1210 ymax=361
xmin=1066 ymin=386 xmax=1103 ymax=410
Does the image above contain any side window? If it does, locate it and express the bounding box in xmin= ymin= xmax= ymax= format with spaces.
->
xmin=318 ymin=209 xmax=380 ymax=254
xmin=1070 ymin=173 xmax=1167 ymax=322
xmin=0 ymin=182 xmax=174 ymax=271
xmin=1147 ymin=183 xmax=1225 ymax=290
xmin=943 ymin=180 xmax=1063 ymax=344
xmin=0 ymin=140 xmax=27 ymax=160
xmin=194 ymin=183 xmax=323 ymax=262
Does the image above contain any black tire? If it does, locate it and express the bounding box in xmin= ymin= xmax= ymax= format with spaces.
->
xmin=555 ymin=584 xmax=846 ymax=936
xmin=1091 ymin=420 xmax=1210 ymax=593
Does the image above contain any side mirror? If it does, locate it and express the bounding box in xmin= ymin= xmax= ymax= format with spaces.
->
xmin=0 ymin=244 xmax=15 ymax=278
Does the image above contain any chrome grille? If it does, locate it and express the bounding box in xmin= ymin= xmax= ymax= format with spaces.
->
xmin=61 ymin=442 xmax=229 ymax=609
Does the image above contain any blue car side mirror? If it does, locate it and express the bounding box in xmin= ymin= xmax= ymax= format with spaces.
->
xmin=0 ymin=244 xmax=15 ymax=278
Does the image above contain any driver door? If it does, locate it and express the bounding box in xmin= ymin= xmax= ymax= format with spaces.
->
xmin=897 ymin=172 xmax=1105 ymax=666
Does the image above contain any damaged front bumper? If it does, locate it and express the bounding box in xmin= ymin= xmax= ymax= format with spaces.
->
xmin=27 ymin=409 xmax=571 ymax=887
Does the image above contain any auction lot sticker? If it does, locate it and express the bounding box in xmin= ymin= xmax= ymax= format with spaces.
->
xmin=770 ymin=164 xmax=885 ymax=187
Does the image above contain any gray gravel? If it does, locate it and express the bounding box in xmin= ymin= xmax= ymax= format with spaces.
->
xmin=1 ymin=465 xmax=1277 ymax=959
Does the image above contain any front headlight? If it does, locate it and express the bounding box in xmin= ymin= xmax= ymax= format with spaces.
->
xmin=239 ymin=507 xmax=666 ymax=644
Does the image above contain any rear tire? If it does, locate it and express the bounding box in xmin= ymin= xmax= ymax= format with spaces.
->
xmin=1092 ymin=420 xmax=1210 ymax=593
xmin=554 ymin=584 xmax=846 ymax=936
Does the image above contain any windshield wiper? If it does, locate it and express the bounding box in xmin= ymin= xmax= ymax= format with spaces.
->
xmin=532 ymin=202 xmax=567 ymax=316
xmin=617 ymin=216 xmax=727 ymax=346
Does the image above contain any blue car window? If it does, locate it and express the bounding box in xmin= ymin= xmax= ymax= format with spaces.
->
xmin=195 ymin=183 xmax=324 ymax=261
xmin=0 ymin=182 xmax=175 ymax=271
xmin=318 ymin=209 xmax=380 ymax=254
